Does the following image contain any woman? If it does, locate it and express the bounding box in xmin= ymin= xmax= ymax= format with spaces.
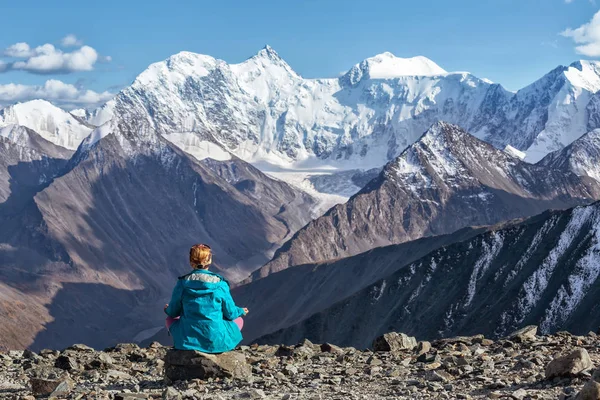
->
xmin=164 ymin=244 xmax=248 ymax=353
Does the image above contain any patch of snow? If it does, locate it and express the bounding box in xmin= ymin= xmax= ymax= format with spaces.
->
xmin=540 ymin=207 xmax=600 ymax=332
xmin=464 ymin=232 xmax=504 ymax=307
xmin=504 ymin=144 xmax=526 ymax=160
xmin=163 ymin=132 xmax=232 ymax=161
xmin=514 ymin=205 xmax=594 ymax=324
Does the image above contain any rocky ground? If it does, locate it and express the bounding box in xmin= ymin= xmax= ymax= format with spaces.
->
xmin=1 ymin=326 xmax=599 ymax=399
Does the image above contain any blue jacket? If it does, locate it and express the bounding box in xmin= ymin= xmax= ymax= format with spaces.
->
xmin=165 ymin=269 xmax=245 ymax=353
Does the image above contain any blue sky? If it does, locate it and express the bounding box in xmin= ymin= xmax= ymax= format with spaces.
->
xmin=1 ymin=0 xmax=600 ymax=108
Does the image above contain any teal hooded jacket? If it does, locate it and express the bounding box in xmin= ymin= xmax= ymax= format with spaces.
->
xmin=164 ymin=269 xmax=245 ymax=353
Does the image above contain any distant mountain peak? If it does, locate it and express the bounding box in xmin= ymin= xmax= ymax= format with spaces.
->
xmin=256 ymin=45 xmax=281 ymax=60
xmin=342 ymin=53 xmax=447 ymax=86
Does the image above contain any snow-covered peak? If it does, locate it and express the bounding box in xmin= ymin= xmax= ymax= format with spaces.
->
xmin=538 ymin=128 xmax=600 ymax=182
xmin=342 ymin=53 xmax=447 ymax=86
xmin=564 ymin=60 xmax=600 ymax=92
xmin=232 ymin=45 xmax=300 ymax=82
xmin=254 ymin=45 xmax=284 ymax=62
xmin=0 ymin=100 xmax=92 ymax=150
xmin=0 ymin=124 xmax=31 ymax=147
xmin=132 ymin=51 xmax=221 ymax=87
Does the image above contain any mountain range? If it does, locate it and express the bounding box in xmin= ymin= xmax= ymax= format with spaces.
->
xmin=257 ymin=201 xmax=600 ymax=349
xmin=252 ymin=122 xmax=600 ymax=280
xmin=1 ymin=47 xmax=600 ymax=350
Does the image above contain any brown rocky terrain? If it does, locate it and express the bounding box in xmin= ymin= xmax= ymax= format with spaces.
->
xmin=1 ymin=327 xmax=600 ymax=399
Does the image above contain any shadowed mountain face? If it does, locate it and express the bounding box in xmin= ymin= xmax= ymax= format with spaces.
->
xmin=253 ymin=122 xmax=600 ymax=281
xmin=231 ymin=225 xmax=489 ymax=344
xmin=259 ymin=202 xmax=600 ymax=349
xmin=0 ymin=119 xmax=315 ymax=350
xmin=0 ymin=125 xmax=73 ymax=206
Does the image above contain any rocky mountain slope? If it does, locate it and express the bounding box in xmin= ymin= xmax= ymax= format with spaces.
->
xmin=229 ymin=226 xmax=488 ymax=344
xmin=1 ymin=329 xmax=599 ymax=400
xmin=259 ymin=201 xmax=600 ymax=349
xmin=0 ymin=115 xmax=315 ymax=351
xmin=539 ymin=129 xmax=600 ymax=183
xmin=254 ymin=122 xmax=600 ymax=280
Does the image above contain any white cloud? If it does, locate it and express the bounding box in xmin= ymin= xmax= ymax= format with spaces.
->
xmin=61 ymin=34 xmax=83 ymax=47
xmin=1 ymin=41 xmax=107 ymax=74
xmin=561 ymin=10 xmax=600 ymax=56
xmin=4 ymin=42 xmax=34 ymax=58
xmin=0 ymin=79 xmax=114 ymax=108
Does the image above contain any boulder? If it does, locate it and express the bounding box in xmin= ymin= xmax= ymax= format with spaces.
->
xmin=55 ymin=355 xmax=79 ymax=371
xmin=546 ymin=348 xmax=593 ymax=379
xmin=576 ymin=369 xmax=600 ymax=400
xmin=415 ymin=341 xmax=432 ymax=356
xmin=508 ymin=326 xmax=538 ymax=343
xmin=164 ymin=350 xmax=251 ymax=383
xmin=28 ymin=367 xmax=72 ymax=396
xmin=372 ymin=332 xmax=417 ymax=352
xmin=320 ymin=343 xmax=343 ymax=354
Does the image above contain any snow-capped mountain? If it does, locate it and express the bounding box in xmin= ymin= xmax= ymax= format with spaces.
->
xmin=86 ymin=47 xmax=503 ymax=170
xmin=6 ymin=49 xmax=600 ymax=204
xmin=0 ymin=100 xmax=93 ymax=150
xmin=258 ymin=202 xmax=600 ymax=348
xmin=0 ymin=124 xmax=73 ymax=205
xmin=85 ymin=48 xmax=600 ymax=171
xmin=539 ymin=128 xmax=600 ymax=183
xmin=253 ymin=122 xmax=600 ymax=280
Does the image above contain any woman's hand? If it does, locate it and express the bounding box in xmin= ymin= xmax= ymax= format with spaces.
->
xmin=242 ymin=307 xmax=249 ymax=315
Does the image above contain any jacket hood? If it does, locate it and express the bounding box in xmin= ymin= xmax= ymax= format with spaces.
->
xmin=180 ymin=269 xmax=228 ymax=296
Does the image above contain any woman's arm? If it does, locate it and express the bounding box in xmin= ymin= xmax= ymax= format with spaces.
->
xmin=221 ymin=285 xmax=246 ymax=321
xmin=165 ymin=280 xmax=184 ymax=318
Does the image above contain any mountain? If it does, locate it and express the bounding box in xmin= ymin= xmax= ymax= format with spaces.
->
xmin=258 ymin=202 xmax=600 ymax=348
xmin=70 ymin=49 xmax=600 ymax=207
xmin=4 ymin=51 xmax=599 ymax=205
xmin=0 ymin=124 xmax=73 ymax=205
xmin=231 ymin=225 xmax=488 ymax=344
xmin=0 ymin=100 xmax=93 ymax=150
xmin=252 ymin=122 xmax=600 ymax=280
xmin=0 ymin=115 xmax=315 ymax=350
xmin=538 ymin=128 xmax=600 ymax=183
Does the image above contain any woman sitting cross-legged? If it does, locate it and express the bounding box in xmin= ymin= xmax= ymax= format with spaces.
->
xmin=164 ymin=244 xmax=248 ymax=353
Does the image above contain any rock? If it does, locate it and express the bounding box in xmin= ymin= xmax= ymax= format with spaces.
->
xmin=162 ymin=387 xmax=182 ymax=400
xmin=320 ymin=343 xmax=343 ymax=354
xmin=415 ymin=341 xmax=432 ymax=356
xmin=115 ymin=395 xmax=150 ymax=400
xmin=55 ymin=355 xmax=79 ymax=371
xmin=372 ymin=332 xmax=417 ymax=352
xmin=508 ymin=326 xmax=538 ymax=343
xmin=417 ymin=352 xmax=440 ymax=364
xmin=576 ymin=381 xmax=600 ymax=400
xmin=426 ymin=370 xmax=454 ymax=383
xmin=29 ymin=367 xmax=72 ymax=396
xmin=49 ymin=379 xmax=72 ymax=397
xmin=164 ymin=350 xmax=251 ymax=382
xmin=576 ymin=370 xmax=600 ymax=400
xmin=512 ymin=388 xmax=528 ymax=400
xmin=546 ymin=348 xmax=593 ymax=379
xmin=275 ymin=345 xmax=294 ymax=358
xmin=67 ymin=344 xmax=95 ymax=352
